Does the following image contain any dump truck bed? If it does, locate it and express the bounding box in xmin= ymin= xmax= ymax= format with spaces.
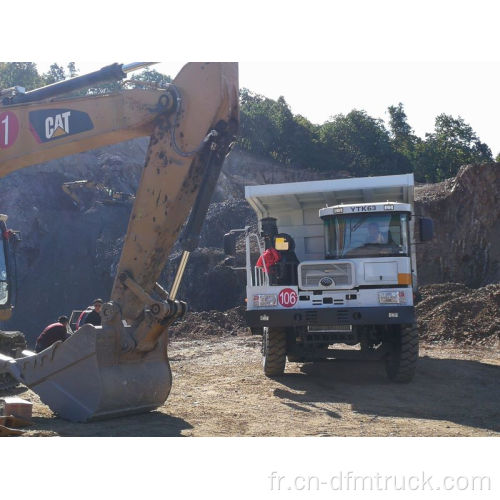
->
xmin=245 ymin=173 xmax=415 ymax=261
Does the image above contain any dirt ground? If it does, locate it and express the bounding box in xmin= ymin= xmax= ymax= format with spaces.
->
xmin=4 ymin=335 xmax=499 ymax=437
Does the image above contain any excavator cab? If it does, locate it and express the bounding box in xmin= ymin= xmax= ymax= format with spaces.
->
xmin=0 ymin=62 xmax=239 ymax=421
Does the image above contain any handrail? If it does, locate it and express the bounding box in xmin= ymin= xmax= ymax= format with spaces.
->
xmin=246 ymin=231 xmax=269 ymax=287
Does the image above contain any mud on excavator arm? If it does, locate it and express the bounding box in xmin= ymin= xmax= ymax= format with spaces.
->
xmin=0 ymin=62 xmax=239 ymax=421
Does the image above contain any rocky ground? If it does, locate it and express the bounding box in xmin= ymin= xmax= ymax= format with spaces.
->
xmin=2 ymin=336 xmax=498 ymax=437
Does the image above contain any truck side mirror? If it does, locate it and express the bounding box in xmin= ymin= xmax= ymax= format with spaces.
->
xmin=419 ymin=217 xmax=434 ymax=242
xmin=223 ymin=232 xmax=237 ymax=256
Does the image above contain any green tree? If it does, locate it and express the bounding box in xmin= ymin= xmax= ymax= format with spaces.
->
xmin=238 ymin=88 xmax=283 ymax=160
xmin=86 ymin=67 xmax=171 ymax=95
xmin=42 ymin=63 xmax=66 ymax=85
xmin=318 ymin=110 xmax=411 ymax=176
xmin=268 ymin=95 xmax=297 ymax=163
xmin=130 ymin=68 xmax=171 ymax=88
xmin=0 ymin=62 xmax=42 ymax=91
xmin=289 ymin=114 xmax=323 ymax=169
xmin=239 ymin=89 xmax=323 ymax=168
xmin=387 ymin=103 xmax=420 ymax=157
xmin=67 ymin=62 xmax=78 ymax=78
xmin=414 ymin=114 xmax=492 ymax=182
xmin=239 ymin=91 xmax=415 ymax=175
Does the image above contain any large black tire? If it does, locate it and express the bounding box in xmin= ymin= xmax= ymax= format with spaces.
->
xmin=385 ymin=324 xmax=419 ymax=383
xmin=262 ymin=327 xmax=286 ymax=377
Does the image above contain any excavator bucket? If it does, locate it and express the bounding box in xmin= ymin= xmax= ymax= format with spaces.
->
xmin=4 ymin=321 xmax=171 ymax=422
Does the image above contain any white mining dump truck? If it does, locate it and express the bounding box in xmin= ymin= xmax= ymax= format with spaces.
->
xmin=224 ymin=173 xmax=433 ymax=382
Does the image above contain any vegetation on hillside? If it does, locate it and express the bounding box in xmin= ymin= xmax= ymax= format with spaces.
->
xmin=239 ymin=91 xmax=493 ymax=182
xmin=0 ymin=62 xmax=494 ymax=183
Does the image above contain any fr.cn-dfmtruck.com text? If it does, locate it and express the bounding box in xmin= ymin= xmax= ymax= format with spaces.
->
xmin=268 ymin=471 xmax=492 ymax=493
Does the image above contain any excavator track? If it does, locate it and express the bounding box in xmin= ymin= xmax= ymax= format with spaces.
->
xmin=0 ymin=331 xmax=27 ymax=391
xmin=0 ymin=372 xmax=18 ymax=391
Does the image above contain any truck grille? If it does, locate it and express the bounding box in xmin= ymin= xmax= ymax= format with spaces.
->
xmin=302 ymin=309 xmax=349 ymax=324
xmin=303 ymin=325 xmax=356 ymax=344
xmin=308 ymin=325 xmax=352 ymax=333
xmin=337 ymin=310 xmax=350 ymax=324
xmin=305 ymin=310 xmax=318 ymax=323
xmin=299 ymin=262 xmax=353 ymax=290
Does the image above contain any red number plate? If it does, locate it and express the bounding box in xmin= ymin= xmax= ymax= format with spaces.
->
xmin=278 ymin=288 xmax=298 ymax=308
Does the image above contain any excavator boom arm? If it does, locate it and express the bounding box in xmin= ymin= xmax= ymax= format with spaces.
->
xmin=0 ymin=88 xmax=168 ymax=176
xmin=112 ymin=62 xmax=239 ymax=322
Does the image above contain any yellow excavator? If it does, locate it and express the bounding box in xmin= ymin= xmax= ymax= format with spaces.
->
xmin=0 ymin=62 xmax=239 ymax=421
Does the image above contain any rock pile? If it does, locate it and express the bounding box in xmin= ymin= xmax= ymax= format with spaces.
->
xmin=417 ymin=283 xmax=500 ymax=346
xmin=169 ymin=306 xmax=247 ymax=339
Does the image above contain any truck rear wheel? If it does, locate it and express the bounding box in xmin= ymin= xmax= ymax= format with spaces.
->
xmin=385 ymin=324 xmax=418 ymax=383
xmin=262 ymin=327 xmax=286 ymax=377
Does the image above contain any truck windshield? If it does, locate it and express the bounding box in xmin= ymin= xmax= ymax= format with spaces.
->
xmin=323 ymin=212 xmax=409 ymax=259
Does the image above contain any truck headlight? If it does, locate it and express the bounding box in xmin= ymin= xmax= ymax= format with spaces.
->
xmin=378 ymin=291 xmax=400 ymax=304
xmin=253 ymin=294 xmax=278 ymax=307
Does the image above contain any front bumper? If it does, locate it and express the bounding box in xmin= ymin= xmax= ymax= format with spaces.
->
xmin=246 ymin=306 xmax=415 ymax=328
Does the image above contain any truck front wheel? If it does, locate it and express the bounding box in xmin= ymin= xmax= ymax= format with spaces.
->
xmin=385 ymin=324 xmax=419 ymax=383
xmin=262 ymin=327 xmax=286 ymax=377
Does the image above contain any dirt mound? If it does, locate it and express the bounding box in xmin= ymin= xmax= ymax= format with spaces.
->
xmin=199 ymin=199 xmax=256 ymax=248
xmin=169 ymin=306 xmax=248 ymax=339
xmin=417 ymin=283 xmax=500 ymax=346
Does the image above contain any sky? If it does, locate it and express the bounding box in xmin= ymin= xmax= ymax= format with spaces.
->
xmin=36 ymin=61 xmax=500 ymax=157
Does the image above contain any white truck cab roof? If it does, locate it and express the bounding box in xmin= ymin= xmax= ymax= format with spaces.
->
xmin=319 ymin=201 xmax=412 ymax=218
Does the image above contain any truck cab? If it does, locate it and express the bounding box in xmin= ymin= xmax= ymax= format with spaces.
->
xmin=226 ymin=173 xmax=433 ymax=382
